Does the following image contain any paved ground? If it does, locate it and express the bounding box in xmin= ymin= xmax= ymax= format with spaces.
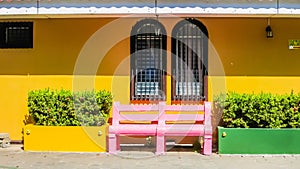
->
xmin=1 ymin=145 xmax=300 ymax=169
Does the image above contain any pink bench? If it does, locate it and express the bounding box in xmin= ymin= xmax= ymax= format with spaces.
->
xmin=156 ymin=102 xmax=212 ymax=155
xmin=108 ymin=101 xmax=212 ymax=155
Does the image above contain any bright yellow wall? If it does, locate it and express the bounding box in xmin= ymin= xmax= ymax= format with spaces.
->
xmin=0 ymin=76 xmax=28 ymax=140
xmin=0 ymin=18 xmax=116 ymax=75
xmin=208 ymin=76 xmax=300 ymax=101
xmin=1 ymin=17 xmax=300 ymax=140
xmin=89 ymin=17 xmax=300 ymax=76
xmin=2 ymin=75 xmax=300 ymax=140
xmin=206 ymin=18 xmax=300 ymax=76
xmin=0 ymin=75 xmax=129 ymax=140
xmin=1 ymin=17 xmax=300 ymax=76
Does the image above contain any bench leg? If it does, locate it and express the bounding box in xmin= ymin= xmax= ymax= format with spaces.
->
xmin=203 ymin=135 xmax=212 ymax=155
xmin=116 ymin=136 xmax=120 ymax=151
xmin=156 ymin=135 xmax=166 ymax=155
xmin=108 ymin=134 xmax=119 ymax=154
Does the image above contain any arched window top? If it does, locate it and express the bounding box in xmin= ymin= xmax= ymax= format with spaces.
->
xmin=131 ymin=18 xmax=166 ymax=36
xmin=172 ymin=18 xmax=208 ymax=38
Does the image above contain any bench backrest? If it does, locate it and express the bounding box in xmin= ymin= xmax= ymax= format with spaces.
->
xmin=112 ymin=102 xmax=211 ymax=126
xmin=112 ymin=102 xmax=162 ymax=125
xmin=159 ymin=102 xmax=211 ymax=125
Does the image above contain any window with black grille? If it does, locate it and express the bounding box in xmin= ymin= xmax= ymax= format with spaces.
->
xmin=130 ymin=19 xmax=167 ymax=102
xmin=171 ymin=19 xmax=208 ymax=103
xmin=0 ymin=22 xmax=33 ymax=48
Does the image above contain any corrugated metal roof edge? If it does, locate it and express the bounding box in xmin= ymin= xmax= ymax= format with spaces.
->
xmin=1 ymin=7 xmax=300 ymax=15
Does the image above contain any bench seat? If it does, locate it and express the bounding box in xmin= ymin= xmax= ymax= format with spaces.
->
xmin=109 ymin=124 xmax=157 ymax=135
xmin=157 ymin=124 xmax=205 ymax=136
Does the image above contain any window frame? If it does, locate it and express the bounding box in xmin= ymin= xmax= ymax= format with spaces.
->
xmin=171 ymin=18 xmax=209 ymax=104
xmin=130 ymin=19 xmax=167 ymax=103
xmin=0 ymin=22 xmax=33 ymax=49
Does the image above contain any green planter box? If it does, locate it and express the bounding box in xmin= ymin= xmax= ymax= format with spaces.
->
xmin=218 ymin=127 xmax=300 ymax=154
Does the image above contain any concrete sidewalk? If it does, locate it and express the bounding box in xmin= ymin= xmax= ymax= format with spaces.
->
xmin=0 ymin=145 xmax=300 ymax=169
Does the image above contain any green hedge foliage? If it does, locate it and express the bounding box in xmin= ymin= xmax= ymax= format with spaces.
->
xmin=27 ymin=89 xmax=113 ymax=126
xmin=214 ymin=91 xmax=300 ymax=128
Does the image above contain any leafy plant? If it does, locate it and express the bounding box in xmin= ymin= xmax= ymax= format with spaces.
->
xmin=27 ymin=88 xmax=113 ymax=126
xmin=74 ymin=90 xmax=113 ymax=126
xmin=214 ymin=91 xmax=300 ymax=128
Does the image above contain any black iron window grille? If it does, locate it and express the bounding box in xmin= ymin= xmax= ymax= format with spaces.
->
xmin=130 ymin=19 xmax=167 ymax=102
xmin=0 ymin=22 xmax=33 ymax=48
xmin=171 ymin=18 xmax=208 ymax=103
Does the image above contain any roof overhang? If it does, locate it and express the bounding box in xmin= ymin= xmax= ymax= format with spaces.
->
xmin=1 ymin=0 xmax=300 ymax=18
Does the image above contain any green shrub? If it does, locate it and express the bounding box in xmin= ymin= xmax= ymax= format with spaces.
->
xmin=27 ymin=88 xmax=113 ymax=126
xmin=74 ymin=90 xmax=113 ymax=126
xmin=214 ymin=91 xmax=300 ymax=128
